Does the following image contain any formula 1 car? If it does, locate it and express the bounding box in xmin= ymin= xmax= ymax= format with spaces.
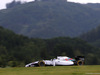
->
xmin=25 ymin=56 xmax=85 ymax=67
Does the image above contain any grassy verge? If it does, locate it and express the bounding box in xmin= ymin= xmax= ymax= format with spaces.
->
xmin=0 ymin=65 xmax=100 ymax=75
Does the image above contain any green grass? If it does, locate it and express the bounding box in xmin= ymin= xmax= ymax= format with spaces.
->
xmin=0 ymin=66 xmax=100 ymax=75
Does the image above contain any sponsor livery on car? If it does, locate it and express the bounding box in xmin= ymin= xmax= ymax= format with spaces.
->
xmin=25 ymin=56 xmax=85 ymax=67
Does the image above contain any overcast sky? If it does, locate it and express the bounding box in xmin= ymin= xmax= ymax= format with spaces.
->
xmin=0 ymin=0 xmax=100 ymax=10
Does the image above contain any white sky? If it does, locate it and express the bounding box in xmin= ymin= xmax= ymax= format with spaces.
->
xmin=68 ymin=0 xmax=100 ymax=4
xmin=0 ymin=0 xmax=100 ymax=10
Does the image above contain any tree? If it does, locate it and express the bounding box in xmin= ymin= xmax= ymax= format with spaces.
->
xmin=6 ymin=0 xmax=22 ymax=9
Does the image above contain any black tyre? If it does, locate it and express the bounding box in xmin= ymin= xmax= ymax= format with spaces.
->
xmin=38 ymin=61 xmax=45 ymax=67
xmin=77 ymin=60 xmax=84 ymax=66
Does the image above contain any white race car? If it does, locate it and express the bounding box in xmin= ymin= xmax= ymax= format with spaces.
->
xmin=25 ymin=56 xmax=85 ymax=67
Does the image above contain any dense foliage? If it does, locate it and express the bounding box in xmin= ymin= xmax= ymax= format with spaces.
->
xmin=0 ymin=26 xmax=100 ymax=67
xmin=80 ymin=25 xmax=100 ymax=48
xmin=0 ymin=1 xmax=100 ymax=38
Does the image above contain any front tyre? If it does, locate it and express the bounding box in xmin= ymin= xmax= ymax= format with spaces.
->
xmin=38 ymin=61 xmax=45 ymax=67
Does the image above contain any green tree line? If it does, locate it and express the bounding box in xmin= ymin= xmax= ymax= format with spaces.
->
xmin=0 ymin=26 xmax=100 ymax=67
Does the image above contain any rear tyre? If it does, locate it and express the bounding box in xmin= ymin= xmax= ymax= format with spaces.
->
xmin=77 ymin=60 xmax=84 ymax=66
xmin=38 ymin=61 xmax=45 ymax=67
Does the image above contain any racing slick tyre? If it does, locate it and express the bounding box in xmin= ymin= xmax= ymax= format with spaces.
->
xmin=38 ymin=61 xmax=45 ymax=67
xmin=77 ymin=60 xmax=84 ymax=66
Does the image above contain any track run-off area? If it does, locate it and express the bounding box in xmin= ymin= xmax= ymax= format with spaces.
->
xmin=0 ymin=65 xmax=100 ymax=75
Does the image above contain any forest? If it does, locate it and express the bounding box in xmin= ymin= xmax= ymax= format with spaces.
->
xmin=0 ymin=0 xmax=100 ymax=67
xmin=0 ymin=26 xmax=100 ymax=67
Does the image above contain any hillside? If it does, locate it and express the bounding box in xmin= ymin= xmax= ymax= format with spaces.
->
xmin=85 ymin=3 xmax=100 ymax=10
xmin=80 ymin=25 xmax=100 ymax=48
xmin=80 ymin=25 xmax=100 ymax=42
xmin=0 ymin=1 xmax=100 ymax=38
xmin=0 ymin=26 xmax=100 ymax=67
